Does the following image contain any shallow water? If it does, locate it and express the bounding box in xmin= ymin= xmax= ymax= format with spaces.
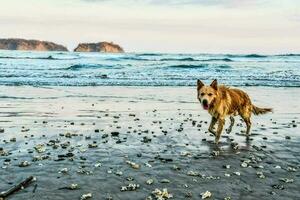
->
xmin=0 ymin=50 xmax=300 ymax=87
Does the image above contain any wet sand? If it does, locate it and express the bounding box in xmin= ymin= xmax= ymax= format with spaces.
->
xmin=0 ymin=86 xmax=299 ymax=200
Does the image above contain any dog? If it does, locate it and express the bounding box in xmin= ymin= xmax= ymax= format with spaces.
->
xmin=197 ymin=79 xmax=272 ymax=143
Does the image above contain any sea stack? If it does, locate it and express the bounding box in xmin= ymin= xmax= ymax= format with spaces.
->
xmin=0 ymin=38 xmax=68 ymax=51
xmin=74 ymin=42 xmax=124 ymax=53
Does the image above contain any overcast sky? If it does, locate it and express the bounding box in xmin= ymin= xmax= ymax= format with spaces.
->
xmin=0 ymin=0 xmax=299 ymax=53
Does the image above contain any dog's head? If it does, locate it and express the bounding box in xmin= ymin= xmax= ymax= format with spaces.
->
xmin=197 ymin=79 xmax=218 ymax=110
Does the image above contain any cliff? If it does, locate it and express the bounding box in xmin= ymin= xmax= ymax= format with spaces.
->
xmin=0 ymin=38 xmax=68 ymax=51
xmin=74 ymin=42 xmax=124 ymax=53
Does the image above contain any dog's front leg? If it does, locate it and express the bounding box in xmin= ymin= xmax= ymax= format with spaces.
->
xmin=215 ymin=118 xmax=225 ymax=144
xmin=226 ymin=116 xmax=235 ymax=133
xmin=208 ymin=117 xmax=217 ymax=136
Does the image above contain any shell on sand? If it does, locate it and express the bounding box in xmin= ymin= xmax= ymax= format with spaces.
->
xmin=201 ymin=191 xmax=212 ymax=199
xmin=151 ymin=188 xmax=173 ymax=199
xmin=126 ymin=160 xmax=140 ymax=169
xmin=80 ymin=193 xmax=92 ymax=200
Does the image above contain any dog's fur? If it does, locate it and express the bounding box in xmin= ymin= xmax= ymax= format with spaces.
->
xmin=197 ymin=79 xmax=272 ymax=143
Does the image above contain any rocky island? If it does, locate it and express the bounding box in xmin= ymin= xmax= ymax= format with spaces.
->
xmin=74 ymin=42 xmax=124 ymax=53
xmin=0 ymin=38 xmax=68 ymax=51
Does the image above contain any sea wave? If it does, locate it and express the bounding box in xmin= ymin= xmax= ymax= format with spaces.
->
xmin=166 ymin=64 xmax=207 ymax=69
xmin=105 ymin=57 xmax=152 ymax=61
xmin=0 ymin=55 xmax=77 ymax=60
xmin=165 ymin=64 xmax=232 ymax=69
xmin=216 ymin=65 xmax=232 ymax=69
xmin=244 ymin=54 xmax=268 ymax=58
xmin=160 ymin=57 xmax=233 ymax=62
xmin=200 ymin=58 xmax=233 ymax=62
xmin=160 ymin=57 xmax=197 ymax=61
xmin=137 ymin=53 xmax=162 ymax=56
xmin=276 ymin=54 xmax=300 ymax=57
xmin=109 ymin=57 xmax=233 ymax=62
xmin=0 ymin=51 xmax=299 ymax=87
xmin=0 ymin=95 xmax=35 ymax=99
xmin=121 ymin=57 xmax=151 ymax=61
xmin=226 ymin=54 xmax=268 ymax=58
xmin=0 ymin=80 xmax=299 ymax=87
xmin=65 ymin=64 xmax=117 ymax=70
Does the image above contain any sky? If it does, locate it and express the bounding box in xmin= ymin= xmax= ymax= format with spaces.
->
xmin=0 ymin=0 xmax=299 ymax=53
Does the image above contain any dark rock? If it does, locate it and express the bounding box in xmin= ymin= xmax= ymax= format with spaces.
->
xmin=272 ymin=184 xmax=284 ymax=190
xmin=0 ymin=38 xmax=68 ymax=51
xmin=58 ymin=152 xmax=74 ymax=158
xmin=111 ymin=131 xmax=120 ymax=137
xmin=74 ymin=42 xmax=124 ymax=53
xmin=141 ymin=136 xmax=152 ymax=143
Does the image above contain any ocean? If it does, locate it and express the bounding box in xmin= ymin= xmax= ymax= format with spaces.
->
xmin=0 ymin=50 xmax=299 ymax=87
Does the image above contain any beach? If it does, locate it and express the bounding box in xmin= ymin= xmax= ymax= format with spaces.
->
xmin=0 ymin=86 xmax=299 ymax=200
xmin=1 ymin=0 xmax=299 ymax=198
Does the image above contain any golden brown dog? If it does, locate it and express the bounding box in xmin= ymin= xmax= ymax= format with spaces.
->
xmin=197 ymin=79 xmax=272 ymax=143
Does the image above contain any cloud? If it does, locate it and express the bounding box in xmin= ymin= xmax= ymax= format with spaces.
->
xmin=81 ymin=0 xmax=265 ymax=7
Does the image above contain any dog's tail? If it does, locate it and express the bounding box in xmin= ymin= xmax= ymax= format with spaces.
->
xmin=252 ymin=105 xmax=273 ymax=115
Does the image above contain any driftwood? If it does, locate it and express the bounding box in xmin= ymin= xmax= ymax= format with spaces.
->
xmin=0 ymin=176 xmax=35 ymax=199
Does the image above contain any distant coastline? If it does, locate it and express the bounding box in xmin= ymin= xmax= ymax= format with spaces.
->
xmin=0 ymin=38 xmax=124 ymax=53
xmin=74 ymin=42 xmax=124 ymax=53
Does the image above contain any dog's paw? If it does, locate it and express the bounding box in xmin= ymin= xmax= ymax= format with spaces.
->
xmin=214 ymin=138 xmax=220 ymax=144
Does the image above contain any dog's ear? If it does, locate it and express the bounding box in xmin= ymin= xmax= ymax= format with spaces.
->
xmin=210 ymin=79 xmax=218 ymax=90
xmin=197 ymin=79 xmax=204 ymax=89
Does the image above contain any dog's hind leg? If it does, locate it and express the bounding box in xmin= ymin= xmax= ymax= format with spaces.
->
xmin=215 ymin=118 xmax=225 ymax=144
xmin=208 ymin=117 xmax=217 ymax=136
xmin=226 ymin=116 xmax=235 ymax=133
xmin=241 ymin=112 xmax=252 ymax=136
xmin=244 ymin=118 xmax=251 ymax=136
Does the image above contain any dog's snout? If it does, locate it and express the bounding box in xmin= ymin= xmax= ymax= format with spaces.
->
xmin=202 ymin=99 xmax=208 ymax=105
